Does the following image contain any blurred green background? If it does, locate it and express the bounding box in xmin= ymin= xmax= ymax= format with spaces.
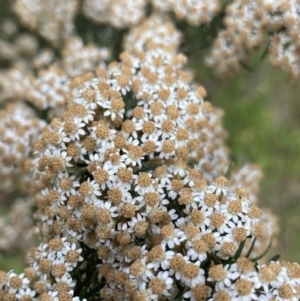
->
xmin=1 ymin=1 xmax=300 ymax=271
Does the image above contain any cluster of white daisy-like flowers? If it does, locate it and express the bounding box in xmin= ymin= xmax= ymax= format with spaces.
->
xmin=267 ymin=0 xmax=300 ymax=79
xmin=150 ymin=0 xmax=220 ymax=26
xmin=61 ymin=37 xmax=110 ymax=78
xmin=82 ymin=0 xmax=219 ymax=29
xmin=228 ymin=164 xmax=263 ymax=205
xmin=0 ymin=198 xmax=35 ymax=256
xmin=83 ymin=0 xmax=146 ymax=28
xmin=228 ymin=164 xmax=280 ymax=260
xmin=13 ymin=0 xmax=78 ymax=47
xmin=206 ymin=0 xmax=300 ymax=79
xmin=0 ymin=65 xmax=27 ymax=103
xmin=25 ymin=65 xmax=70 ymax=119
xmin=0 ymin=15 xmax=291 ymax=301
xmin=206 ymin=0 xmax=270 ymax=77
xmin=0 ymin=33 xmax=38 ymax=63
xmin=0 ymin=31 xmax=111 ymax=252
xmin=0 ymin=17 xmax=39 ymax=64
xmin=8 ymin=0 xmax=300 ymax=81
xmin=23 ymin=37 xmax=110 ymax=121
xmin=0 ymin=102 xmax=46 ymax=195
xmin=1 ymin=2 xmax=298 ymax=300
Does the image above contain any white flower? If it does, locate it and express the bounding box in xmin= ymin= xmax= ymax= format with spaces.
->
xmin=184 ymin=285 xmax=212 ymax=301
xmin=103 ymin=154 xmax=126 ymax=173
xmin=133 ymin=173 xmax=155 ymax=195
xmin=127 ymin=213 xmax=147 ymax=233
xmin=64 ymin=118 xmax=86 ymax=141
xmin=47 ymin=237 xmax=71 ymax=262
xmin=7 ymin=272 xmax=30 ymax=293
xmin=208 ymin=264 xmax=240 ymax=291
xmin=55 ymin=274 xmax=76 ymax=289
xmin=96 ymin=200 xmax=119 ymax=219
xmin=147 ymin=271 xmax=173 ymax=298
xmin=40 ymin=291 xmax=59 ymax=301
xmin=103 ymin=103 xmax=125 ymax=120
xmin=121 ymin=148 xmax=144 ymax=167
xmin=181 ymin=263 xmax=205 ymax=288
xmin=81 ymin=178 xmax=101 ymax=204
xmin=52 ymin=150 xmax=73 ymax=168
xmin=16 ymin=287 xmax=36 ymax=300
xmin=129 ymin=257 xmax=154 ymax=283
xmin=161 ymin=227 xmax=183 ymax=249
xmin=148 ymin=249 xmax=175 ymax=271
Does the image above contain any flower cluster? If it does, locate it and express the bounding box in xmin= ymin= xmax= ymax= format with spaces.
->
xmin=82 ymin=0 xmax=219 ymax=29
xmin=228 ymin=164 xmax=263 ymax=206
xmin=0 ymin=65 xmax=27 ymax=103
xmin=61 ymin=37 xmax=110 ymax=78
xmin=8 ymin=0 xmax=300 ymax=80
xmin=83 ymin=0 xmax=146 ymax=28
xmin=0 ymin=3 xmax=294 ymax=301
xmin=13 ymin=0 xmax=78 ymax=47
xmin=151 ymin=0 xmax=220 ymax=26
xmin=122 ymin=14 xmax=182 ymax=56
xmin=0 ymin=198 xmax=35 ymax=256
xmin=0 ymin=31 xmax=38 ymax=63
xmin=228 ymin=164 xmax=279 ymax=260
xmin=0 ymin=102 xmax=46 ymax=194
xmin=0 ymin=35 xmax=110 ymax=106
xmin=25 ymin=65 xmax=70 ymax=119
xmin=206 ymin=0 xmax=300 ymax=79
xmin=0 ymin=16 xmax=276 ymax=301
xmin=0 ymin=238 xmax=84 ymax=301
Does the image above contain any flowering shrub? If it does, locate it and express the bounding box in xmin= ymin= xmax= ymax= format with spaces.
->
xmin=0 ymin=1 xmax=298 ymax=301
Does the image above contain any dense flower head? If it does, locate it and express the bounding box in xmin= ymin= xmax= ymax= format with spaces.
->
xmin=20 ymin=36 xmax=109 ymax=115
xmin=0 ymin=3 xmax=293 ymax=301
xmin=229 ymin=164 xmax=263 ymax=205
xmin=25 ymin=65 xmax=70 ymax=118
xmin=13 ymin=0 xmax=78 ymax=47
xmin=206 ymin=0 xmax=270 ymax=77
xmin=62 ymin=37 xmax=110 ymax=78
xmin=0 ymin=102 xmax=46 ymax=194
xmin=206 ymin=0 xmax=300 ymax=79
xmin=0 ymin=64 xmax=29 ymax=103
xmin=0 ymin=32 xmax=38 ymax=62
xmin=83 ymin=0 xmax=147 ymax=28
xmin=122 ymin=14 xmax=182 ymax=57
xmin=151 ymin=0 xmax=220 ymax=26
xmin=83 ymin=0 xmax=219 ymax=29
xmin=0 ymin=198 xmax=35 ymax=256
xmin=0 ymin=16 xmax=273 ymax=301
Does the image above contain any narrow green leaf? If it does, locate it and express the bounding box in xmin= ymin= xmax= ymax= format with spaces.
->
xmin=234 ymin=239 xmax=246 ymax=260
xmin=79 ymin=287 xmax=86 ymax=300
xmin=267 ymin=254 xmax=280 ymax=263
xmin=245 ymin=237 xmax=257 ymax=258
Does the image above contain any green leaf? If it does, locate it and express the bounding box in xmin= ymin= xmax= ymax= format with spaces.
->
xmin=267 ymin=254 xmax=280 ymax=263
xmin=79 ymin=287 xmax=86 ymax=300
xmin=245 ymin=236 xmax=257 ymax=258
xmin=234 ymin=239 xmax=246 ymax=260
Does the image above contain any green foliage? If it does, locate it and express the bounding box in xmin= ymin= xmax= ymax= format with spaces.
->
xmin=0 ymin=255 xmax=25 ymax=274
